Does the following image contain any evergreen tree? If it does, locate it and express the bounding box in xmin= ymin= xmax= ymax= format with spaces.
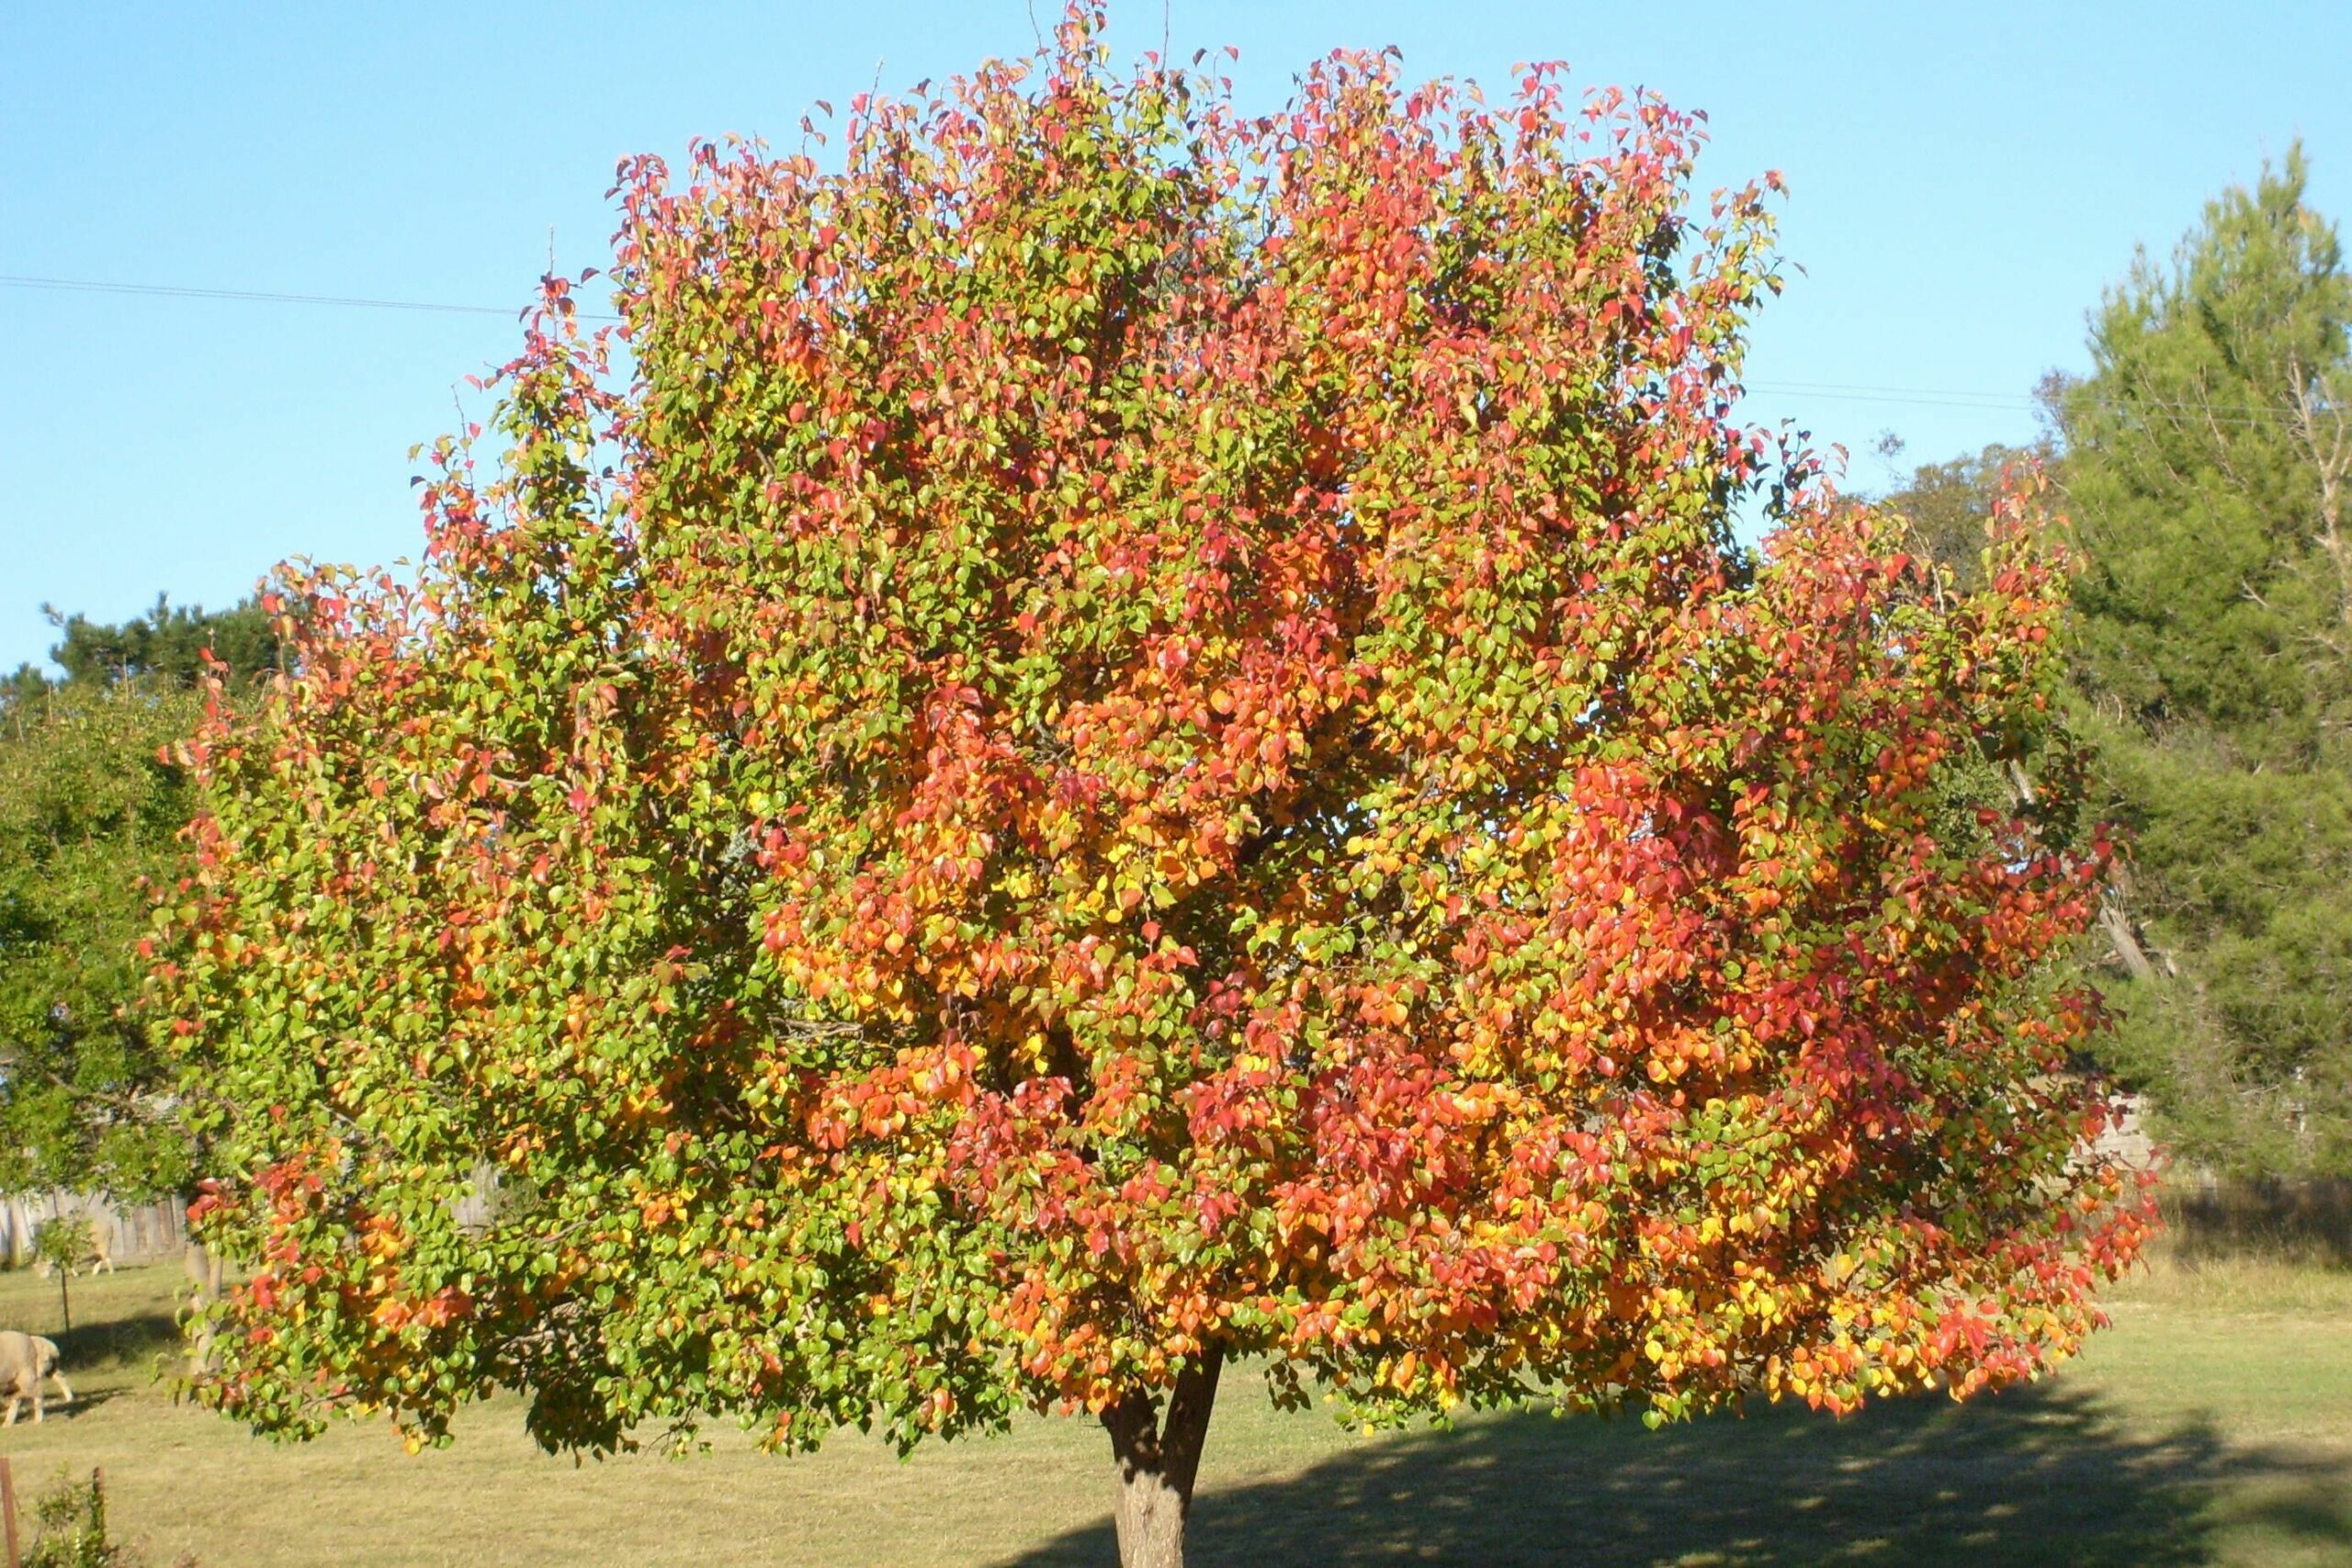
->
xmin=2056 ymin=146 xmax=2352 ymax=1175
xmin=3 ymin=595 xmax=280 ymax=703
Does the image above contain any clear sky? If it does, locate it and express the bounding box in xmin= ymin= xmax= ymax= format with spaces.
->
xmin=4 ymin=1 xmax=2346 ymax=673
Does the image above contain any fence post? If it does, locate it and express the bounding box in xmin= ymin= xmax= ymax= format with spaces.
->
xmin=1 ymin=1453 xmax=22 ymax=1568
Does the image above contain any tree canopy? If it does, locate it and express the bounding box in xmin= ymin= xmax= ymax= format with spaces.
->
xmin=0 ymin=681 xmax=202 ymax=1199
xmin=1878 ymin=438 xmax=2046 ymax=595
xmin=2054 ymin=146 xmax=2352 ymax=1175
xmin=0 ymin=596 xmax=275 ymax=1201
xmin=4 ymin=595 xmax=280 ymax=707
xmin=160 ymin=15 xmax=2148 ymax=1564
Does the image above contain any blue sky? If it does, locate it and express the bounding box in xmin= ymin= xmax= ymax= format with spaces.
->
xmin=4 ymin=0 xmax=2346 ymax=673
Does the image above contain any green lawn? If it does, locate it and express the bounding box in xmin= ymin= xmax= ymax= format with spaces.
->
xmin=0 ymin=1252 xmax=2345 ymax=1566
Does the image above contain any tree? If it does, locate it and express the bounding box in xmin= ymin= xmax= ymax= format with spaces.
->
xmin=25 ymin=1467 xmax=147 ymax=1568
xmin=33 ymin=1215 xmax=94 ymax=1335
xmin=159 ymin=15 xmax=2148 ymax=1564
xmin=1876 ymin=438 xmax=2048 ymax=594
xmin=0 ymin=680 xmax=205 ymax=1204
xmin=2053 ymin=146 xmax=2352 ymax=1176
xmin=0 ymin=597 xmax=275 ymax=1255
xmin=5 ymin=595 xmax=280 ymax=705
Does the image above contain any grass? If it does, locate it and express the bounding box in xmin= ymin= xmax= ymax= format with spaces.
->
xmin=0 ymin=1247 xmax=2344 ymax=1566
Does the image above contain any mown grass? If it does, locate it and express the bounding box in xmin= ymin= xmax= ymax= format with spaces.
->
xmin=0 ymin=1243 xmax=2344 ymax=1566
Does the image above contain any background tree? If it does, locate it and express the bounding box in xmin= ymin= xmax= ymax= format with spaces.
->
xmin=0 ymin=598 xmax=277 ymax=1207
xmin=2052 ymin=146 xmax=2352 ymax=1176
xmin=1876 ymin=437 xmax=2046 ymax=593
xmin=4 ymin=595 xmax=280 ymax=703
xmin=33 ymin=1214 xmax=95 ymax=1333
xmin=0 ymin=681 xmax=201 ymax=1202
xmin=161 ymin=15 xmax=2148 ymax=1566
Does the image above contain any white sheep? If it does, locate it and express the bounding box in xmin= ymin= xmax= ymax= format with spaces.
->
xmin=29 ymin=1228 xmax=112 ymax=1278
xmin=0 ymin=1332 xmax=72 ymax=1426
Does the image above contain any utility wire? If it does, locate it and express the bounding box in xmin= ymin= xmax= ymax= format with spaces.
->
xmin=0 ymin=274 xmax=620 ymax=321
xmin=1755 ymin=379 xmax=2033 ymax=407
xmin=1747 ymin=378 xmax=2319 ymax=428
xmin=1747 ymin=382 xmax=2312 ymax=431
xmin=1751 ymin=383 xmax=2040 ymax=412
xmin=1 ymin=271 xmax=2327 ymax=427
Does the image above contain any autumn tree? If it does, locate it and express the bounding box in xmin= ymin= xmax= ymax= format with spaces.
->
xmin=160 ymin=14 xmax=2148 ymax=1565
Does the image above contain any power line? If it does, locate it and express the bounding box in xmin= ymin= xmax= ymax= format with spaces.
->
xmin=0 ymin=274 xmax=620 ymax=321
xmin=1750 ymin=382 xmax=2037 ymax=412
xmin=1 ymin=271 xmax=2328 ymax=430
xmin=1755 ymin=378 xmax=2030 ymax=405
xmin=1747 ymin=378 xmax=2325 ymax=428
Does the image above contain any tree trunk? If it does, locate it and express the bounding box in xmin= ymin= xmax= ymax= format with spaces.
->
xmin=183 ymin=1235 xmax=225 ymax=1374
xmin=183 ymin=1237 xmax=224 ymax=1302
xmin=1102 ymin=1344 xmax=1224 ymax=1568
xmin=2098 ymin=898 xmax=2163 ymax=984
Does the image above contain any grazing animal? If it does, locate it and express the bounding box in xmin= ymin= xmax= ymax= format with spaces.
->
xmin=27 ymin=1213 xmax=113 ymax=1277
xmin=0 ymin=1332 xmax=70 ymax=1425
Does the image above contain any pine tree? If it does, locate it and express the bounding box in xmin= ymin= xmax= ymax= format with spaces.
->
xmin=2056 ymin=145 xmax=2352 ymax=1175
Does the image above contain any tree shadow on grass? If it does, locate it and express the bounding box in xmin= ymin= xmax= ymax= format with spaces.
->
xmin=1006 ymin=1381 xmax=2351 ymax=1567
xmin=9 ymin=1385 xmax=127 ymax=1425
xmin=56 ymin=1311 xmax=182 ymax=1372
xmin=2164 ymin=1177 xmax=2352 ymax=1269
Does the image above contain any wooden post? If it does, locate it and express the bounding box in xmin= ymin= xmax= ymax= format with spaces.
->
xmin=1 ymin=1454 xmax=23 ymax=1568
